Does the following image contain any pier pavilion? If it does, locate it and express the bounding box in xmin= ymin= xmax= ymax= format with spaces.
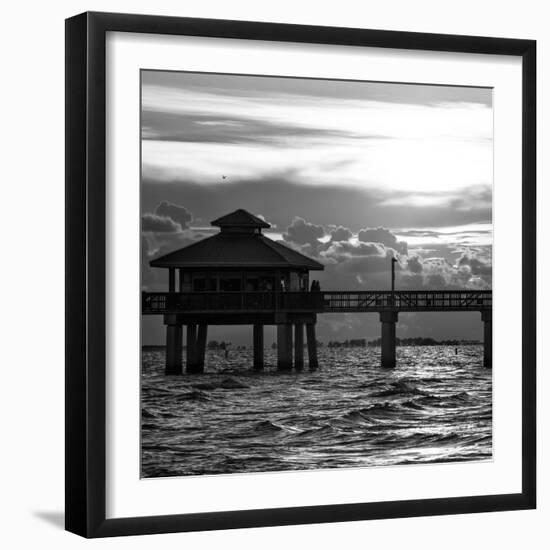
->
xmin=144 ymin=209 xmax=492 ymax=373
xmin=148 ymin=209 xmax=324 ymax=374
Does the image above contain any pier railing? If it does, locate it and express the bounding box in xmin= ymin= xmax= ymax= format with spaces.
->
xmin=321 ymin=290 xmax=491 ymax=312
xmin=142 ymin=290 xmax=491 ymax=314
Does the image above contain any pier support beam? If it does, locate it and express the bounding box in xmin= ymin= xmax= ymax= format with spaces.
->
xmin=186 ymin=324 xmax=200 ymax=374
xmin=294 ymin=323 xmax=304 ymax=370
xmin=380 ymin=311 xmax=398 ymax=368
xmin=306 ymin=323 xmax=318 ymax=370
xmin=481 ymin=310 xmax=492 ymax=368
xmin=253 ymin=324 xmax=264 ymax=370
xmin=165 ymin=323 xmax=183 ymax=375
xmin=196 ymin=324 xmax=208 ymax=373
xmin=277 ymin=324 xmax=293 ymax=370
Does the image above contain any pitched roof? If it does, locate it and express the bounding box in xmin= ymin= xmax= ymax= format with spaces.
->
xmin=211 ymin=209 xmax=270 ymax=229
xmin=150 ymin=232 xmax=324 ymax=270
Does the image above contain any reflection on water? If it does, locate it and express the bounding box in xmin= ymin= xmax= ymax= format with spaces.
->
xmin=141 ymin=346 xmax=492 ymax=477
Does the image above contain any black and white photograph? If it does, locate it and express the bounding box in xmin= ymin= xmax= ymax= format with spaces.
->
xmin=140 ymin=70 xmax=493 ymax=478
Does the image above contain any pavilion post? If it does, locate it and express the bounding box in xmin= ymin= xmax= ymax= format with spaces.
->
xmin=196 ymin=324 xmax=208 ymax=373
xmin=165 ymin=323 xmax=182 ymax=375
xmin=253 ymin=324 xmax=264 ymax=370
xmin=306 ymin=323 xmax=318 ymax=370
xmin=277 ymin=324 xmax=293 ymax=370
xmin=294 ymin=323 xmax=304 ymax=370
xmin=186 ymin=324 xmax=199 ymax=373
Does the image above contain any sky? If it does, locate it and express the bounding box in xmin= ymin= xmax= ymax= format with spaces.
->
xmin=141 ymin=70 xmax=493 ymax=346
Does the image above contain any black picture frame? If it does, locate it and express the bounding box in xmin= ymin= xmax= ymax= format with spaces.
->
xmin=65 ymin=11 xmax=536 ymax=538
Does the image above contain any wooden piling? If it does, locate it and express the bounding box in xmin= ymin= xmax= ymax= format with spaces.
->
xmin=253 ymin=324 xmax=264 ymax=370
xmin=186 ymin=324 xmax=199 ymax=373
xmin=165 ymin=323 xmax=182 ymax=375
xmin=277 ymin=324 xmax=293 ymax=370
xmin=294 ymin=323 xmax=304 ymax=370
xmin=306 ymin=323 xmax=318 ymax=370
xmin=196 ymin=324 xmax=208 ymax=373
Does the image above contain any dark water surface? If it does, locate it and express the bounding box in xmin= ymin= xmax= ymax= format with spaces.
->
xmin=141 ymin=346 xmax=492 ymax=477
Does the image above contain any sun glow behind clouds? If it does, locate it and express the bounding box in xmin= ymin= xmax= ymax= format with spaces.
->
xmin=142 ymin=74 xmax=493 ymax=196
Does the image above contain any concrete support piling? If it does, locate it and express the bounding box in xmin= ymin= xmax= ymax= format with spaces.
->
xmin=277 ymin=324 xmax=293 ymax=370
xmin=253 ymin=324 xmax=264 ymax=370
xmin=294 ymin=323 xmax=304 ymax=370
xmin=481 ymin=310 xmax=492 ymax=368
xmin=380 ymin=311 xmax=398 ymax=368
xmin=165 ymin=323 xmax=183 ymax=375
xmin=306 ymin=323 xmax=318 ymax=370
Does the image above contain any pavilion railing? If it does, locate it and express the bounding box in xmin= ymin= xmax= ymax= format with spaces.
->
xmin=142 ymin=290 xmax=491 ymax=314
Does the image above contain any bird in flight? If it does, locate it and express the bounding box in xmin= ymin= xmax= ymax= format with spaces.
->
xmin=222 ymin=175 xmax=227 ymax=180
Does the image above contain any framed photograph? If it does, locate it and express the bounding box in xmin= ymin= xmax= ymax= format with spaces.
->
xmin=65 ymin=11 xmax=536 ymax=538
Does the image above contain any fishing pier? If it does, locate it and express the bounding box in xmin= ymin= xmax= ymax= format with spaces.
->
xmin=142 ymin=210 xmax=492 ymax=373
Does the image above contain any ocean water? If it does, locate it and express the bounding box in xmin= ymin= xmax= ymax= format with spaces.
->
xmin=141 ymin=346 xmax=492 ymax=478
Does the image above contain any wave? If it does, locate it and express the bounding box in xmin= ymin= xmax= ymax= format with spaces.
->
xmin=250 ymin=420 xmax=285 ymax=435
xmin=446 ymin=391 xmax=472 ymax=403
xmin=141 ymin=345 xmax=492 ymax=477
xmin=220 ymin=377 xmax=250 ymax=389
xmin=179 ymin=389 xmax=211 ymax=401
xmin=339 ymin=403 xmax=403 ymax=425
xmin=401 ymin=399 xmax=425 ymax=410
xmin=189 ymin=377 xmax=250 ymax=391
xmin=370 ymin=380 xmax=430 ymax=398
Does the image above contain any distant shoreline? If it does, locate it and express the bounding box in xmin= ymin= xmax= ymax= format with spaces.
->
xmin=142 ymin=340 xmax=482 ymax=351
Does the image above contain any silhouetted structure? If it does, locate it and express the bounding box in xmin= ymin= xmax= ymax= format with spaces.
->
xmin=143 ymin=209 xmax=492 ymax=372
xmin=147 ymin=209 xmax=324 ymax=373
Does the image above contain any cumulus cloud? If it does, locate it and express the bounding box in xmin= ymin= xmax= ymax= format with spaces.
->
xmin=141 ymin=213 xmax=181 ymax=233
xmin=407 ymin=255 xmax=423 ymax=274
xmin=358 ymin=227 xmax=408 ymax=254
xmin=458 ymin=253 xmax=492 ymax=276
xmin=154 ymin=201 xmax=193 ymax=229
xmin=283 ymin=216 xmax=325 ymax=253
xmin=321 ymin=240 xmax=385 ymax=262
xmin=329 ymin=225 xmax=353 ymax=242
xmin=309 ymin=218 xmax=490 ymax=292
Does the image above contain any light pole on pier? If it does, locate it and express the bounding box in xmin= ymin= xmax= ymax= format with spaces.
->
xmin=391 ymin=257 xmax=397 ymax=294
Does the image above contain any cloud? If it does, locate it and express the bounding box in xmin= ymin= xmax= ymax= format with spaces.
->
xmin=142 ymin=110 xmax=366 ymax=147
xmin=283 ymin=216 xmax=325 ymax=252
xmin=154 ymin=201 xmax=193 ymax=229
xmin=358 ymin=227 xmax=408 ymax=254
xmin=321 ymin=241 xmax=385 ymax=262
xmin=458 ymin=253 xmax=492 ymax=276
xmin=141 ymin=213 xmax=181 ymax=233
xmin=256 ymin=213 xmax=277 ymax=228
xmin=329 ymin=225 xmax=353 ymax=242
xmin=142 ymin=71 xmax=492 ymax=108
xmin=141 ymin=176 xmax=492 ymax=230
xmin=407 ymin=255 xmax=423 ymax=273
xmin=277 ymin=215 xmax=492 ymax=293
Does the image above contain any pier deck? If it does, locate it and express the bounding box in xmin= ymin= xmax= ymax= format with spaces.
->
xmin=142 ymin=289 xmax=492 ymax=315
